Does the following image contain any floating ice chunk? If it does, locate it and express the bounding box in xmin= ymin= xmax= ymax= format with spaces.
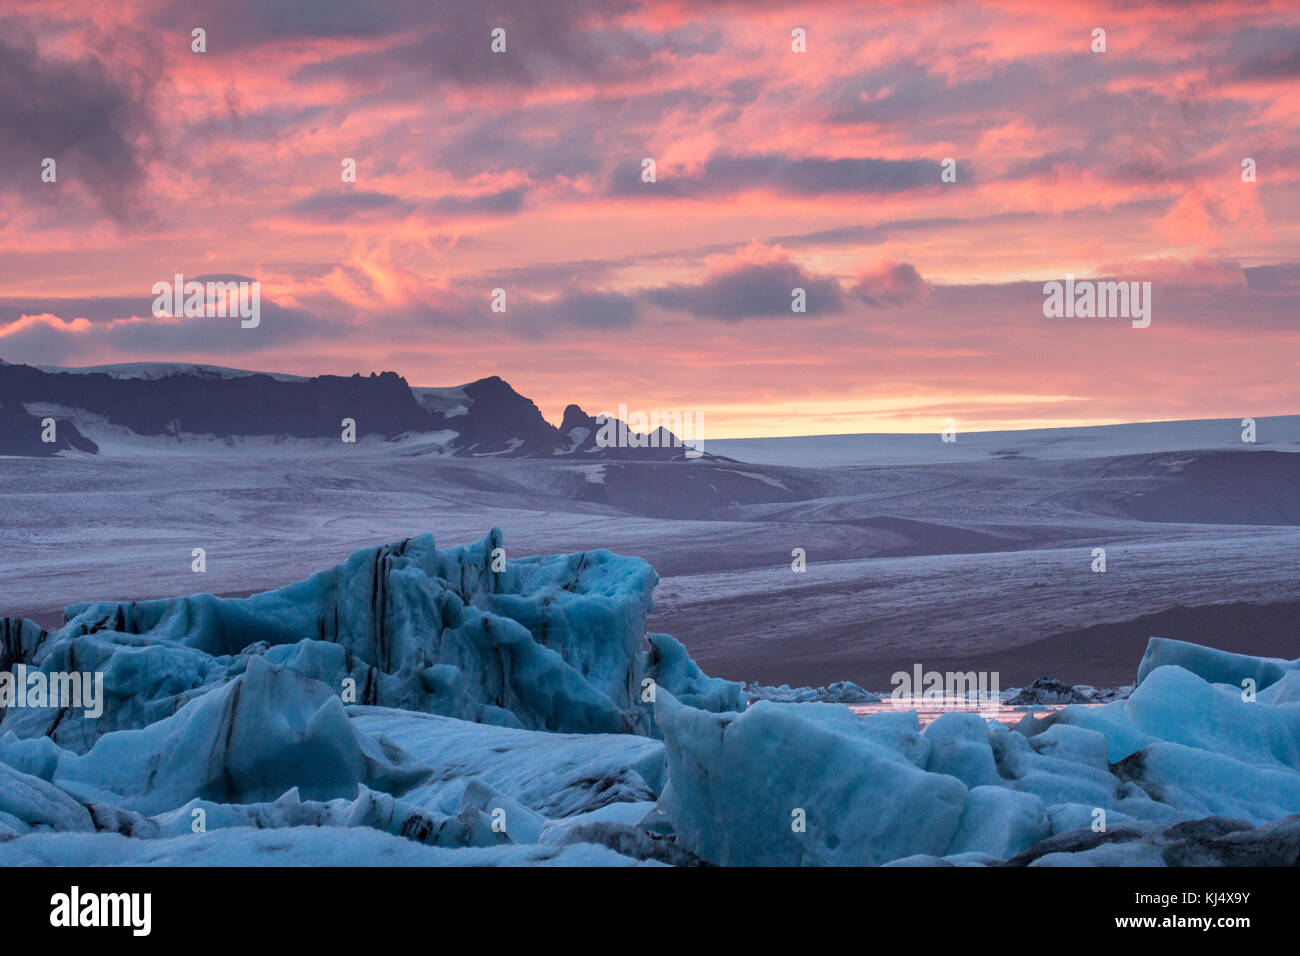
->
xmin=1026 ymin=722 xmax=1111 ymax=770
xmin=1259 ymin=670 xmax=1300 ymax=706
xmin=51 ymin=657 xmax=428 ymax=815
xmin=488 ymin=547 xmax=658 ymax=725
xmin=1137 ymin=636 xmax=1298 ymax=691
xmin=350 ymin=706 xmax=665 ymax=819
xmin=643 ymin=633 xmax=745 ymax=720
xmin=946 ymin=785 xmax=1049 ymax=859
xmin=0 ymin=761 xmax=94 ymax=835
xmin=1010 ymin=815 xmax=1300 ymax=867
xmin=654 ymin=691 xmax=965 ymax=865
xmin=460 ymin=778 xmax=546 ymax=844
xmin=990 ymin=721 xmax=1117 ymax=813
xmin=1029 ymin=840 xmax=1168 ymax=867
xmin=546 ymin=818 xmax=702 ymax=866
xmin=1065 ymin=665 xmax=1300 ymax=771
xmin=0 ymin=732 xmax=66 ymax=782
xmin=745 ymin=680 xmax=879 ymax=704
xmin=922 ymin=712 xmax=1002 ymax=788
xmin=1112 ymin=743 xmax=1300 ymax=824
xmin=0 ymin=629 xmax=234 ymax=750
xmin=5 ymin=530 xmax=663 ymax=744
xmin=1007 ymin=678 xmax=1106 ymax=705
xmin=542 ymin=800 xmax=658 ymax=837
xmin=132 ymin=785 xmax=507 ymax=849
xmin=0 ymin=618 xmax=45 ymax=671
xmin=1047 ymin=802 xmax=1134 ymax=835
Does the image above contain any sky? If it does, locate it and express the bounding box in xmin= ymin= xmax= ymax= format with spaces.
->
xmin=1 ymin=0 xmax=1297 ymax=438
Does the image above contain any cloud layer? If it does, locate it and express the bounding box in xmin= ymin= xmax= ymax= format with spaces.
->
xmin=1 ymin=0 xmax=1297 ymax=435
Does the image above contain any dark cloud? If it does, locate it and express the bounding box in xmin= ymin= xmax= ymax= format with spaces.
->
xmin=0 ymin=275 xmax=264 ymax=326
xmin=924 ymin=265 xmax=1300 ymax=332
xmin=1225 ymin=26 xmax=1300 ymax=80
xmin=280 ymin=190 xmax=416 ymax=223
xmin=0 ymin=297 xmax=152 ymax=325
xmin=608 ymin=152 xmax=942 ymax=199
xmin=827 ymin=60 xmax=1050 ymax=127
xmin=287 ymin=0 xmax=659 ymax=90
xmin=646 ymin=259 xmax=844 ymax=320
xmin=1245 ymin=263 xmax=1300 ymax=292
xmin=431 ymin=188 xmax=526 ymax=215
xmin=507 ymin=289 xmax=642 ymax=339
xmin=0 ymin=288 xmax=327 ymax=365
xmin=1235 ymin=49 xmax=1300 ymax=80
xmin=0 ymin=36 xmax=155 ymax=222
xmin=435 ymin=113 xmax=601 ymax=179
xmin=824 ymin=54 xmax=1251 ymax=194
xmin=763 ymin=214 xmax=1039 ymax=250
xmin=151 ymin=0 xmax=405 ymax=46
xmin=279 ymin=188 xmax=524 ymax=222
xmin=473 ymin=259 xmax=622 ymax=289
xmin=432 ymin=89 xmax=720 ymax=181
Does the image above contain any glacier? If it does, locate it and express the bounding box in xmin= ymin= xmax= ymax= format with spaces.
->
xmin=1 ymin=529 xmax=1298 ymax=866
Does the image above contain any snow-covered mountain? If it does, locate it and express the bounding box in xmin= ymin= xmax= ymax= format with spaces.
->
xmin=0 ymin=360 xmax=705 ymax=460
xmin=29 ymin=361 xmax=309 ymax=383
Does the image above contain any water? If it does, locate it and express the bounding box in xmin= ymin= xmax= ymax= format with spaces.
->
xmin=850 ymin=695 xmax=1099 ymax=727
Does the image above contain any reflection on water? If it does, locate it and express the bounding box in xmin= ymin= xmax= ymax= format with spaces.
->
xmin=850 ymin=695 xmax=1100 ymax=728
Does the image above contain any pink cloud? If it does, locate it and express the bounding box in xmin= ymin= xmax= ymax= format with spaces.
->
xmin=1 ymin=0 xmax=1298 ymax=434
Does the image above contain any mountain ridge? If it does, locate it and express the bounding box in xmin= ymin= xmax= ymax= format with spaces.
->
xmin=0 ymin=359 xmax=706 ymax=460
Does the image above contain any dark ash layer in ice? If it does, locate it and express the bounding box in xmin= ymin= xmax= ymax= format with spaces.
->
xmin=1006 ymin=677 xmax=1131 ymax=706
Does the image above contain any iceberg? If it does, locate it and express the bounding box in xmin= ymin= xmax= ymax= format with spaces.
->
xmin=745 ymin=680 xmax=880 ymax=704
xmin=348 ymin=706 xmax=665 ymax=819
xmin=3 ymin=528 xmax=1299 ymax=867
xmin=1136 ymin=636 xmax=1299 ymax=691
xmin=1006 ymin=677 xmax=1127 ymax=705
xmin=3 ymin=530 xmax=659 ymax=750
xmin=643 ymin=632 xmax=746 ymax=720
xmin=49 ymin=656 xmax=429 ymax=815
xmin=651 ymin=644 xmax=1300 ymax=865
xmin=654 ymin=692 xmax=967 ymax=865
